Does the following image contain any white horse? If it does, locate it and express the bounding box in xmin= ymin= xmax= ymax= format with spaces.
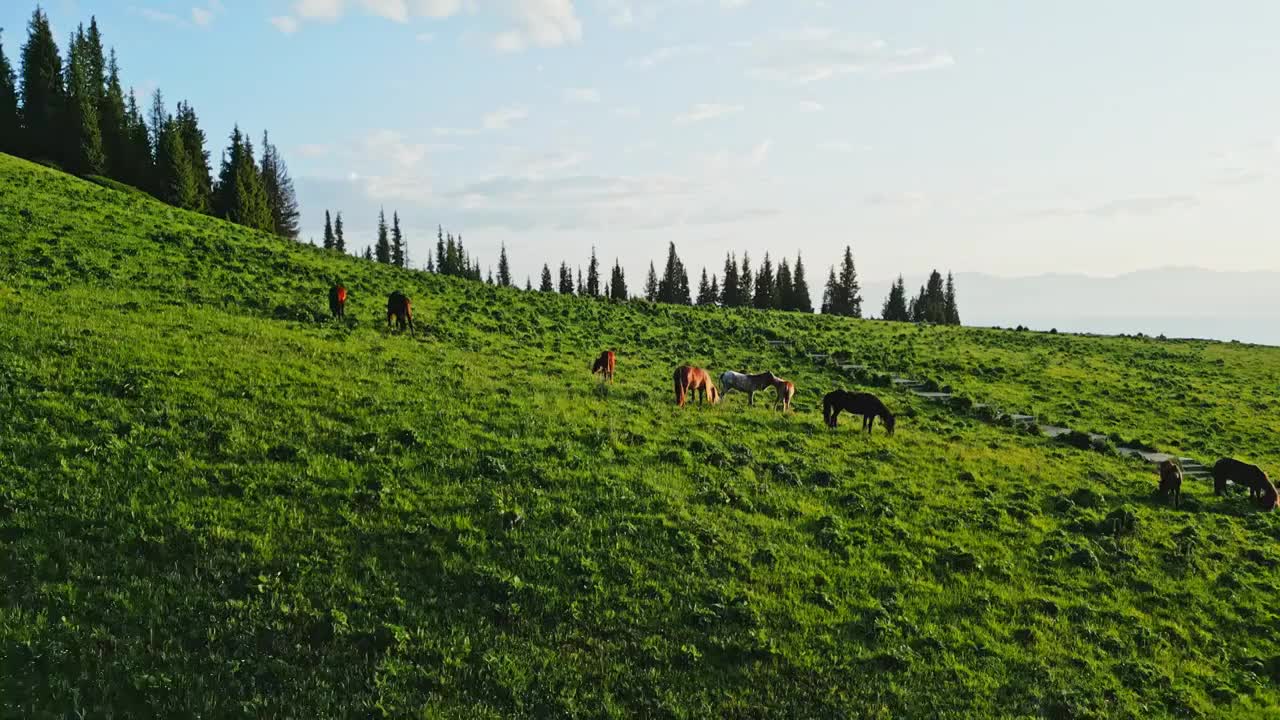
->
xmin=719 ymin=370 xmax=778 ymax=406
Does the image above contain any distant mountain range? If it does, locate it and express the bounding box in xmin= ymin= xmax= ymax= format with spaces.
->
xmin=859 ymin=267 xmax=1280 ymax=346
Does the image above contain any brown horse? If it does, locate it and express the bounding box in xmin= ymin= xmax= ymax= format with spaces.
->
xmin=674 ymin=366 xmax=720 ymax=407
xmin=592 ymin=350 xmax=616 ymax=383
xmin=1213 ymin=458 xmax=1277 ymax=510
xmin=772 ymin=377 xmax=795 ymax=412
xmin=386 ymin=291 xmax=414 ymax=335
xmin=1157 ymin=459 xmax=1182 ymax=508
xmin=329 ymin=284 xmax=348 ymax=319
xmin=823 ymin=390 xmax=895 ymax=435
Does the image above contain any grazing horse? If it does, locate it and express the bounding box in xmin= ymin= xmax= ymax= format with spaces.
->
xmin=823 ymin=390 xmax=896 ymax=435
xmin=772 ymin=377 xmax=795 ymax=412
xmin=674 ymin=365 xmax=720 ymax=407
xmin=719 ymin=371 xmax=778 ymax=406
xmin=1157 ymin=459 xmax=1183 ymax=508
xmin=386 ymin=291 xmax=415 ymax=335
xmin=592 ymin=350 xmax=616 ymax=383
xmin=1213 ymin=458 xmax=1278 ymax=510
xmin=328 ymin=284 xmax=348 ymax=319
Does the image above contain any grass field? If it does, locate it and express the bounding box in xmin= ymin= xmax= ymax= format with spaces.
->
xmin=2 ymin=153 xmax=1278 ymax=718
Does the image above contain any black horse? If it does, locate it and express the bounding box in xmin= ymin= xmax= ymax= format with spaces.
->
xmin=1213 ymin=458 xmax=1277 ymax=510
xmin=386 ymin=291 xmax=415 ymax=335
xmin=823 ymin=390 xmax=895 ymax=435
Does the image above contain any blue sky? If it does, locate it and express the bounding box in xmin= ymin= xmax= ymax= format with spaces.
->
xmin=7 ymin=1 xmax=1280 ymax=294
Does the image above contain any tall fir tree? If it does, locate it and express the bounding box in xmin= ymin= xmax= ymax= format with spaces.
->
xmin=375 ymin=209 xmax=391 ymax=263
xmin=362 ymin=246 xmax=373 ymax=261
xmin=156 ymin=117 xmax=199 ymax=209
xmin=576 ymin=267 xmax=585 ymax=296
xmin=83 ymin=17 xmax=105 ymax=104
xmin=322 ymin=211 xmax=334 ymax=249
xmin=19 ymin=8 xmax=65 ymax=163
xmin=435 ymin=227 xmax=446 ymax=273
xmin=146 ymin=88 xmax=167 ymax=192
xmin=791 ymin=253 xmax=814 ymax=313
xmin=214 ymin=128 xmax=271 ymax=231
xmin=739 ymin=252 xmax=753 ymax=308
xmin=63 ymin=26 xmax=105 ymax=175
xmin=721 ymin=253 xmax=740 ymax=308
xmin=98 ymin=50 xmax=128 ymax=180
xmin=540 ymin=264 xmax=554 ymax=292
xmin=837 ymin=245 xmax=863 ymax=318
xmin=586 ymin=247 xmax=601 ymax=297
xmin=944 ymin=272 xmax=960 ymax=325
xmin=334 ymin=212 xmax=345 ymax=252
xmin=644 ymin=261 xmax=659 ymax=302
xmin=0 ymin=30 xmax=21 ymax=155
xmin=709 ymin=275 xmax=720 ymax=306
xmin=525 ymin=277 xmax=532 ymax=291
xmin=881 ymin=276 xmax=909 ymax=321
xmin=696 ymin=268 xmax=714 ymax=306
xmin=497 ymin=243 xmax=512 ymax=286
xmin=175 ymin=102 xmax=212 ymax=212
xmin=610 ymin=260 xmax=627 ymax=300
xmin=391 ymin=212 xmax=406 ymax=266
xmin=426 ymin=254 xmax=434 ymax=272
xmin=753 ymin=252 xmax=775 ymax=309
xmin=775 ymin=258 xmax=793 ymax=311
xmin=260 ymin=131 xmax=299 ymax=238
xmin=558 ymin=262 xmax=574 ymax=294
xmin=657 ymin=243 xmax=691 ymax=305
xmin=921 ymin=270 xmax=946 ymax=323
xmin=821 ymin=268 xmax=838 ymax=315
xmin=123 ymin=89 xmax=152 ymax=190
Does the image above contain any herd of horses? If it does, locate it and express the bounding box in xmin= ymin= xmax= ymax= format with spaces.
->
xmin=330 ymin=285 xmax=1274 ymax=511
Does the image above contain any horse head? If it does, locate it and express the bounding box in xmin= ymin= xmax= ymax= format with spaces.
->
xmin=883 ymin=413 xmax=896 ymax=435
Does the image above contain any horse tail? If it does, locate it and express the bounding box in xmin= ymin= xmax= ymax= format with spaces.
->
xmin=674 ymin=368 xmax=686 ymax=406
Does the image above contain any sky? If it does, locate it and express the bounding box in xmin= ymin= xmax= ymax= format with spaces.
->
xmin=7 ymin=0 xmax=1280 ymax=299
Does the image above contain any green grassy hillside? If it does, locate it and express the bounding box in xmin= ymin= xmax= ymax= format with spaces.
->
xmin=2 ymin=153 xmax=1278 ymax=718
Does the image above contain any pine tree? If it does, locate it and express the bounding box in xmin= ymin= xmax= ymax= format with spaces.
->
xmin=837 ymin=245 xmax=862 ymax=318
xmin=586 ymin=247 xmax=601 ymax=297
xmin=944 ymin=272 xmax=960 ymax=325
xmin=721 ymin=253 xmax=740 ymax=308
xmin=63 ymin=26 xmax=105 ymax=175
xmin=426 ymin=254 xmax=434 ymax=272
xmin=487 ymin=268 xmax=494 ymax=285
xmin=540 ymin=264 xmax=554 ymax=292
xmin=214 ymin=128 xmax=272 ymax=231
xmin=259 ymin=131 xmax=299 ymax=238
xmin=792 ymin=253 xmax=814 ymax=313
xmin=753 ymin=252 xmax=775 ymax=309
xmin=739 ymin=252 xmax=753 ymax=307
xmin=658 ymin=243 xmax=691 ymax=305
xmin=83 ymin=17 xmax=105 ymax=104
xmin=375 ymin=209 xmax=391 ymax=263
xmin=882 ymin=275 xmax=909 ymax=321
xmin=146 ymin=88 xmax=167 ymax=192
xmin=696 ymin=268 xmax=714 ymax=306
xmin=525 ymin=277 xmax=532 ymax=291
xmin=497 ymin=243 xmax=512 ymax=286
xmin=123 ymin=89 xmax=152 ymax=190
xmin=558 ymin=262 xmax=574 ymax=294
xmin=709 ymin=275 xmax=720 ymax=306
xmin=0 ymin=30 xmax=22 ymax=155
xmin=435 ymin=227 xmax=446 ymax=273
xmin=920 ymin=270 xmax=946 ymax=323
xmin=821 ymin=268 xmax=838 ymax=314
xmin=157 ymin=118 xmax=199 ymax=209
xmin=391 ymin=212 xmax=406 ymax=266
xmin=174 ymin=102 xmax=212 ymax=212
xmin=610 ymin=260 xmax=627 ymax=300
xmin=334 ymin=212 xmax=346 ymax=252
xmin=19 ymin=8 xmax=65 ymax=163
xmin=576 ymin=267 xmax=585 ymax=296
xmin=644 ymin=262 xmax=658 ymax=302
xmin=323 ymin=211 xmax=335 ymax=249
xmin=775 ymin=258 xmax=793 ymax=311
xmin=363 ymin=246 xmax=373 ymax=261
xmin=98 ymin=50 xmax=128 ymax=180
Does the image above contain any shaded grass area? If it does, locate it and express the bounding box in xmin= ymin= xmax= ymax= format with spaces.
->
xmin=1 ymin=154 xmax=1279 ymax=717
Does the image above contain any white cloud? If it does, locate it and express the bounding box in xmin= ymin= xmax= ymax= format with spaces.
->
xmin=627 ymin=44 xmax=705 ymax=69
xmin=362 ymin=0 xmax=410 ymax=22
xmin=191 ymin=7 xmax=214 ymax=25
xmin=271 ymin=15 xmax=300 ymax=33
xmin=674 ymin=102 xmax=743 ymax=125
xmin=564 ymin=87 xmax=601 ymax=104
xmin=134 ymin=7 xmax=184 ymax=25
xmin=483 ymin=106 xmax=530 ymax=130
xmin=295 ymin=0 xmax=345 ymax=20
xmin=752 ymin=28 xmax=954 ymax=84
xmin=296 ymin=144 xmax=332 ymax=158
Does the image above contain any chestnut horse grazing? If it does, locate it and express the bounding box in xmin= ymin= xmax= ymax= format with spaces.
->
xmin=674 ymin=365 xmax=720 ymax=407
xmin=772 ymin=377 xmax=795 ymax=412
xmin=592 ymin=350 xmax=616 ymax=383
xmin=823 ymin=390 xmax=895 ymax=435
xmin=1157 ymin=459 xmax=1182 ymax=508
xmin=1213 ymin=458 xmax=1277 ymax=510
xmin=719 ymin=371 xmax=778 ymax=406
xmin=329 ymin=284 xmax=348 ymax=319
xmin=386 ymin=291 xmax=415 ymax=335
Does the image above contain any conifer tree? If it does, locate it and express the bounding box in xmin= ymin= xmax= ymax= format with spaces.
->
xmin=944 ymin=272 xmax=960 ymax=325
xmin=753 ymin=252 xmax=775 ymax=309
xmin=792 ymin=253 xmax=814 ymax=313
xmin=334 ymin=212 xmax=346 ymax=252
xmin=98 ymin=50 xmax=128 ymax=180
xmin=157 ymin=118 xmax=199 ymax=209
xmin=558 ymin=262 xmax=574 ymax=294
xmin=63 ymin=26 xmax=105 ymax=175
xmin=0 ymin=31 xmax=21 ymax=155
xmin=709 ymin=275 xmax=720 ymax=306
xmin=881 ymin=276 xmax=909 ymax=321
xmin=391 ymin=212 xmax=406 ymax=266
xmin=260 ymin=131 xmax=299 ymax=238
xmin=435 ymin=227 xmax=446 ymax=273
xmin=426 ymin=254 xmax=434 ymax=272
xmin=586 ymin=247 xmax=601 ymax=297
xmin=323 ymin=210 xmax=335 ymax=249
xmin=174 ymin=102 xmax=212 ymax=212
xmin=658 ymin=243 xmax=691 ymax=305
xmin=921 ymin=270 xmax=946 ymax=323
xmin=739 ymin=252 xmax=753 ymax=307
xmin=696 ymin=268 xmax=714 ymax=306
xmin=497 ymin=243 xmax=512 ymax=286
xmin=123 ymin=89 xmax=152 ymax=189
xmin=215 ymin=128 xmax=272 ymax=231
xmin=375 ymin=209 xmax=391 ymax=263
xmin=721 ymin=253 xmax=740 ymax=308
xmin=775 ymin=258 xmax=793 ymax=311
xmin=821 ymin=268 xmax=838 ymax=314
xmin=83 ymin=18 xmax=105 ymax=104
xmin=837 ymin=245 xmax=862 ymax=318
xmin=525 ymin=277 xmax=532 ymax=291
xmin=19 ymin=8 xmax=64 ymax=163
xmin=146 ymin=88 xmax=167 ymax=187
xmin=487 ymin=268 xmax=494 ymax=285
xmin=644 ymin=262 xmax=658 ymax=302
xmin=540 ymin=264 xmax=554 ymax=292
xmin=576 ymin=267 xmax=585 ymax=296
xmin=363 ymin=246 xmax=373 ymax=261
xmin=610 ymin=260 xmax=628 ymax=300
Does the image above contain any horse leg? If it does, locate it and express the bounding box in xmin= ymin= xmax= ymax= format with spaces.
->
xmin=748 ymin=390 xmax=754 ymax=407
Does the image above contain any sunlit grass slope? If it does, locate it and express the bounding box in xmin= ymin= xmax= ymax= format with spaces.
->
xmin=1 ymin=154 xmax=1278 ymax=718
